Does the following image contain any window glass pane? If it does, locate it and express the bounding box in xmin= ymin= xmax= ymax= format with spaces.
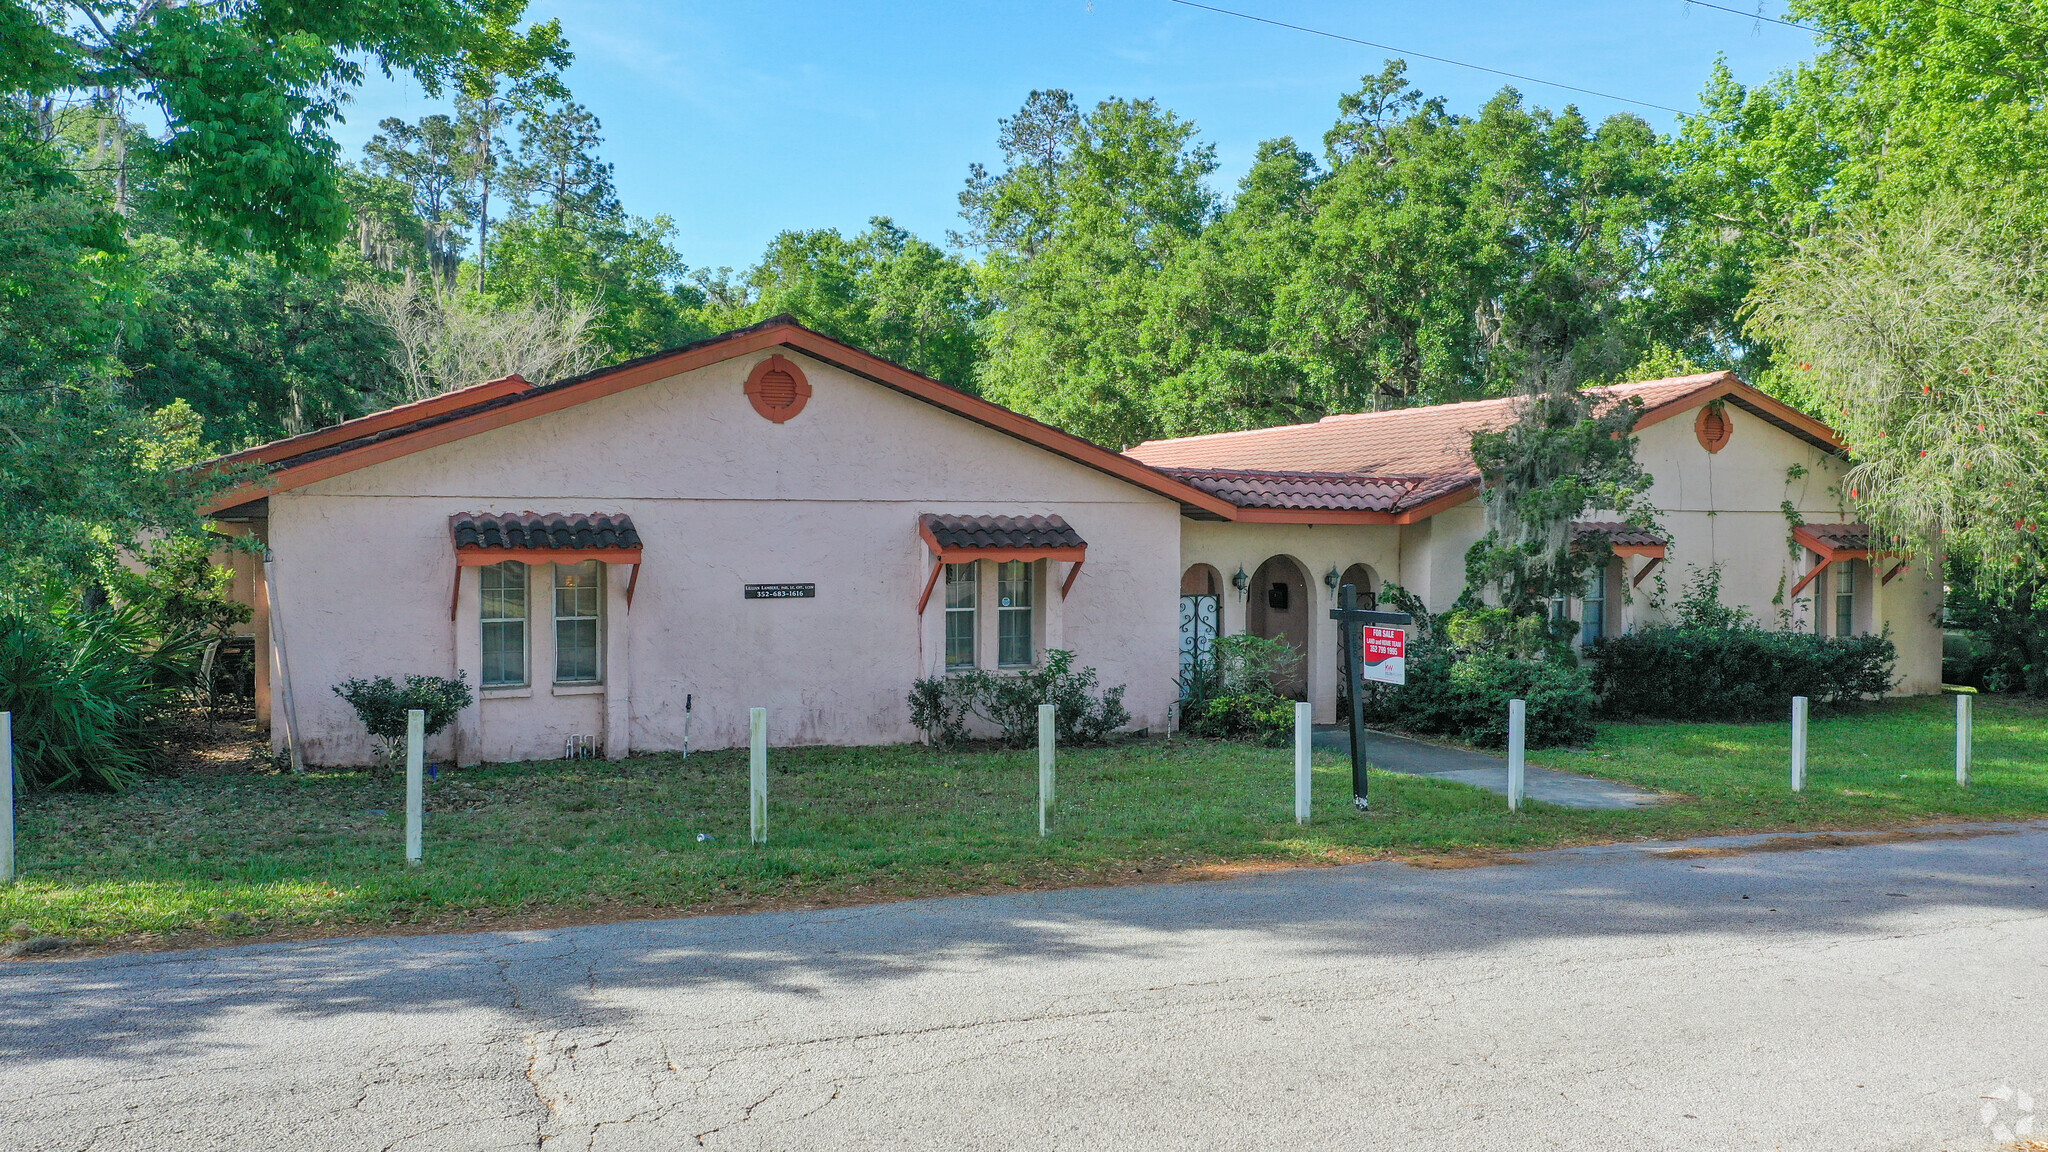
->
xmin=998 ymin=560 xmax=1032 ymax=608
xmin=998 ymin=560 xmax=1033 ymax=666
xmin=554 ymin=561 xmax=603 ymax=683
xmin=1581 ymin=566 xmax=1605 ymax=646
xmin=479 ymin=562 xmax=527 ymax=687
xmin=1836 ymin=561 xmax=1856 ymax=636
xmin=944 ymin=563 xmax=977 ymax=670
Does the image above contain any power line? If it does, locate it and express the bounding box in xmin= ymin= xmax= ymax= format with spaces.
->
xmin=1162 ymin=0 xmax=1689 ymax=115
xmin=1681 ymin=1 xmax=1819 ymax=33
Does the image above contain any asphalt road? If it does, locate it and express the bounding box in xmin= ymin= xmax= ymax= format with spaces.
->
xmin=3 ymin=825 xmax=2046 ymax=1152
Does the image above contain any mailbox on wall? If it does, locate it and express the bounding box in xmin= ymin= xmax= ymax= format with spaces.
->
xmin=1267 ymin=582 xmax=1290 ymax=611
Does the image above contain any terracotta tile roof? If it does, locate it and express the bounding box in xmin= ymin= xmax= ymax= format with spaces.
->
xmin=1572 ymin=521 xmax=1668 ymax=549
xmin=919 ymin=514 xmax=1085 ymax=552
xmin=1127 ymin=373 xmax=1744 ymax=476
xmin=1161 ymin=468 xmax=1477 ymax=513
xmin=1801 ymin=522 xmax=1873 ymax=553
xmin=451 ymin=512 xmax=641 ymax=552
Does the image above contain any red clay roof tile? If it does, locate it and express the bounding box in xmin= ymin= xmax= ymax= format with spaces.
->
xmin=919 ymin=514 xmax=1085 ymax=552
xmin=451 ymin=512 xmax=641 ymax=553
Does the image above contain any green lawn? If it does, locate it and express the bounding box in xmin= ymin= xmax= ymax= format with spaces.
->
xmin=3 ymin=694 xmax=2044 ymax=947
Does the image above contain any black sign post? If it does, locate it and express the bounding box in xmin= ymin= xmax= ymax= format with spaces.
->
xmin=1331 ymin=584 xmax=1412 ymax=812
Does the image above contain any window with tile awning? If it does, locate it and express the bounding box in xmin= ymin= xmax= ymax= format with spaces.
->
xmin=917 ymin=514 xmax=1086 ymax=670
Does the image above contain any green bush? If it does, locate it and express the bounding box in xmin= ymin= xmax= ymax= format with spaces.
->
xmin=333 ymin=674 xmax=475 ymax=764
xmin=1590 ymin=627 xmax=1896 ymax=719
xmin=1182 ymin=633 xmax=1299 ymax=744
xmin=908 ymin=649 xmax=1130 ymax=748
xmin=1358 ymin=591 xmax=1596 ymax=748
xmin=1368 ymin=648 xmax=1596 ymax=749
xmin=0 ymin=604 xmax=209 ymax=791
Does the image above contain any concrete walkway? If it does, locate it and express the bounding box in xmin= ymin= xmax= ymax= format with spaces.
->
xmin=1312 ymin=724 xmax=1664 ymax=809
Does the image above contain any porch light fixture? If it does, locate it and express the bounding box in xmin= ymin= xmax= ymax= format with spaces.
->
xmin=1231 ymin=566 xmax=1249 ymax=593
xmin=1325 ymin=566 xmax=1341 ymax=590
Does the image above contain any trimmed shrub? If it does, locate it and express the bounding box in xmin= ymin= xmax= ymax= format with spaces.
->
xmin=333 ymin=674 xmax=475 ymax=765
xmin=908 ymin=649 xmax=1129 ymax=747
xmin=1590 ymin=627 xmax=1896 ymax=720
xmin=1182 ymin=633 xmax=1300 ymax=745
xmin=0 ymin=604 xmax=209 ymax=791
xmin=1368 ymin=649 xmax=1597 ymax=749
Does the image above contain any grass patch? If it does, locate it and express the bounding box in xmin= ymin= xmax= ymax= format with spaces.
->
xmin=3 ymin=695 xmax=2044 ymax=947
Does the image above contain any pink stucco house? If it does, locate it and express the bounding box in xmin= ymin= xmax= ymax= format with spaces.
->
xmin=201 ymin=316 xmax=1941 ymax=766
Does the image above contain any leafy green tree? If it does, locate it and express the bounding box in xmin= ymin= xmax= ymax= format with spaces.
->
xmin=1139 ymin=138 xmax=1320 ymax=434
xmin=364 ymin=114 xmax=471 ymax=283
xmin=1746 ymin=201 xmax=2048 ymax=586
xmin=1282 ymin=65 xmax=1677 ymax=409
xmin=486 ymin=213 xmax=708 ymax=359
xmin=967 ymin=91 xmax=1219 ymax=446
xmin=1 ymin=0 xmax=486 ymax=597
xmin=505 ymin=100 xmax=617 ymax=229
xmin=120 ymin=237 xmax=398 ymax=444
xmin=707 ymin=218 xmax=986 ymax=387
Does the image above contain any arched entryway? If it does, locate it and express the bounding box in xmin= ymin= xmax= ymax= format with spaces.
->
xmin=1246 ymin=555 xmax=1310 ymax=698
xmin=1338 ymin=563 xmax=1379 ymax=608
xmin=1178 ymin=564 xmax=1222 ymax=697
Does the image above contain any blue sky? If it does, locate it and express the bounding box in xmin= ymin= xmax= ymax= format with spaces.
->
xmin=333 ymin=1 xmax=1815 ymax=273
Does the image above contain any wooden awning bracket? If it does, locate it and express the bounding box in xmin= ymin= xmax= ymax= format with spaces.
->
xmin=625 ymin=562 xmax=641 ymax=609
xmin=1882 ymin=560 xmax=1909 ymax=586
xmin=1631 ymin=555 xmax=1663 ymax=589
xmin=1061 ymin=560 xmax=1084 ymax=598
xmin=1788 ymin=557 xmax=1832 ymax=600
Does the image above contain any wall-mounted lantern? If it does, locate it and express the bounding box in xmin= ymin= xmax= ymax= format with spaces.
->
xmin=1325 ymin=565 xmax=1342 ymax=591
xmin=1231 ymin=566 xmax=1250 ymax=595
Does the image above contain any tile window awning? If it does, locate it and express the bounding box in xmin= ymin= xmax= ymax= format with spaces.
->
xmin=1789 ymin=522 xmax=1909 ymax=596
xmin=1572 ymin=521 xmax=1667 ymax=559
xmin=917 ymin=514 xmax=1087 ymax=610
xmin=1573 ymin=521 xmax=1670 ymax=587
xmin=450 ymin=512 xmax=643 ymax=565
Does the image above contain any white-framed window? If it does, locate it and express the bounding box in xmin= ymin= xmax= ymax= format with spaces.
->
xmin=1581 ymin=565 xmax=1606 ymax=647
xmin=997 ymin=560 xmax=1034 ymax=667
xmin=944 ymin=562 xmax=978 ymax=670
xmin=1811 ymin=567 xmax=1828 ymax=635
xmin=1835 ymin=560 xmax=1857 ymax=637
xmin=554 ymin=560 xmax=603 ymax=684
xmin=480 ymin=560 xmax=529 ymax=688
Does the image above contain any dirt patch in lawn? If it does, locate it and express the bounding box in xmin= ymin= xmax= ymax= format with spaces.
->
xmin=1657 ymin=826 xmax=2018 ymax=860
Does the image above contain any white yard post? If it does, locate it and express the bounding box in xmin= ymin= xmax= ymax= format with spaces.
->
xmin=1038 ymin=703 xmax=1056 ymax=837
xmin=1956 ymin=693 xmax=1973 ymax=787
xmin=1506 ymin=699 xmax=1526 ymax=812
xmin=749 ymin=708 xmax=768 ymax=845
xmin=405 ymin=708 xmax=424 ymax=866
xmin=1 ymin=711 xmax=15 ymax=884
xmin=1790 ymin=696 xmax=1809 ymax=792
xmin=1293 ymin=701 xmax=1313 ymax=824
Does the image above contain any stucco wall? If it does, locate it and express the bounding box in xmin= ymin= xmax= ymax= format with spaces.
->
xmin=1171 ymin=400 xmax=1943 ymax=707
xmin=266 ymin=350 xmax=1183 ymax=765
xmin=1178 ymin=520 xmax=1404 ymax=723
xmin=1621 ymin=404 xmax=1943 ymax=694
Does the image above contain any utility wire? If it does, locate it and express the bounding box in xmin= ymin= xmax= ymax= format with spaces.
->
xmin=1681 ymin=1 xmax=1820 ymax=33
xmin=1162 ymin=0 xmax=1689 ymax=114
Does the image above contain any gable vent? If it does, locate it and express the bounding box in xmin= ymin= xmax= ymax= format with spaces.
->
xmin=744 ymin=353 xmax=813 ymax=423
xmin=1696 ymin=404 xmax=1732 ymax=453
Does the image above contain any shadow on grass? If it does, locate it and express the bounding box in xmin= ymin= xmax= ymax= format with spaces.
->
xmin=2 ymin=820 xmax=2043 ymax=1065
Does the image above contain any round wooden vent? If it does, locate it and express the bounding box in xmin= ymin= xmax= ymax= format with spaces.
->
xmin=744 ymin=354 xmax=811 ymax=423
xmin=1696 ymin=404 xmax=1732 ymax=453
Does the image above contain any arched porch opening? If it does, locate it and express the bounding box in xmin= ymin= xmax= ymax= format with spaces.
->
xmin=1178 ymin=564 xmax=1223 ymax=697
xmin=1246 ymin=555 xmax=1310 ymax=699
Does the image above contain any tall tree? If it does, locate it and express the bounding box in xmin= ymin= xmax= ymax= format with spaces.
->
xmin=711 ymin=217 xmax=986 ymax=387
xmin=966 ymin=92 xmax=1219 ymax=446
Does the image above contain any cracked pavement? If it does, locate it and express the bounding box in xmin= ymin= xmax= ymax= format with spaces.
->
xmin=3 ymin=824 xmax=2045 ymax=1150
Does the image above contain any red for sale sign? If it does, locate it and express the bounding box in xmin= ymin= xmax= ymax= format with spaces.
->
xmin=1360 ymin=626 xmax=1407 ymax=685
